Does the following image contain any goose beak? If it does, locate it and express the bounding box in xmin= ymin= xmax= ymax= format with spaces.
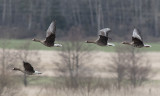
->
xmin=32 ymin=38 xmax=35 ymax=41
xmin=121 ymin=42 xmax=125 ymax=44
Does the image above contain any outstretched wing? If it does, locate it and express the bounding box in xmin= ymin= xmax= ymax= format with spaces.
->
xmin=96 ymin=28 xmax=111 ymax=45
xmin=23 ymin=61 xmax=35 ymax=73
xmin=46 ymin=21 xmax=56 ymax=38
xmin=98 ymin=28 xmax=111 ymax=37
xmin=132 ymin=28 xmax=144 ymax=46
xmin=45 ymin=21 xmax=56 ymax=44
xmin=132 ymin=28 xmax=143 ymax=41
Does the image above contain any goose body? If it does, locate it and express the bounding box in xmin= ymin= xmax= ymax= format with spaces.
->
xmin=122 ymin=28 xmax=151 ymax=48
xmin=32 ymin=21 xmax=62 ymax=47
xmin=13 ymin=61 xmax=42 ymax=75
xmin=85 ymin=28 xmax=115 ymax=46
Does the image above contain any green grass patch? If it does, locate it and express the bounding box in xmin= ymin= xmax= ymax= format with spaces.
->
xmin=28 ymin=76 xmax=53 ymax=85
xmin=0 ymin=39 xmax=62 ymax=51
xmin=0 ymin=39 xmax=160 ymax=52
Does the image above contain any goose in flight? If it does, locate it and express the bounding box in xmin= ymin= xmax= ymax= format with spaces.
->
xmin=85 ymin=28 xmax=115 ymax=46
xmin=32 ymin=21 xmax=62 ymax=47
xmin=13 ymin=61 xmax=42 ymax=75
xmin=122 ymin=28 xmax=151 ymax=48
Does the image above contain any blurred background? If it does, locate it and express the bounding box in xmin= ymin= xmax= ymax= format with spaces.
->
xmin=0 ymin=0 xmax=160 ymax=96
xmin=0 ymin=0 xmax=160 ymax=39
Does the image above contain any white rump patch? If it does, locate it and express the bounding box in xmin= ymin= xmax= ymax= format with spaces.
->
xmin=144 ymin=44 xmax=151 ymax=47
xmin=132 ymin=28 xmax=142 ymax=40
xmin=34 ymin=71 xmax=42 ymax=74
xmin=107 ymin=43 xmax=115 ymax=46
xmin=54 ymin=44 xmax=62 ymax=47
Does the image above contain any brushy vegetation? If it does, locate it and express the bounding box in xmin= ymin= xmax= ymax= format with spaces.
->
xmin=6 ymin=75 xmax=160 ymax=96
xmin=9 ymin=75 xmax=160 ymax=88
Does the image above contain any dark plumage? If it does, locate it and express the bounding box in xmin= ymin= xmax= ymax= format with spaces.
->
xmin=122 ymin=28 xmax=151 ymax=48
xmin=85 ymin=28 xmax=115 ymax=46
xmin=32 ymin=21 xmax=62 ymax=47
xmin=13 ymin=61 xmax=42 ymax=75
xmin=23 ymin=61 xmax=35 ymax=74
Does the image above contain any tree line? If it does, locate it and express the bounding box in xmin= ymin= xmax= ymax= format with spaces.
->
xmin=0 ymin=0 xmax=160 ymax=39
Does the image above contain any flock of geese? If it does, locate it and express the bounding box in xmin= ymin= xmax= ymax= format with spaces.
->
xmin=13 ymin=21 xmax=151 ymax=75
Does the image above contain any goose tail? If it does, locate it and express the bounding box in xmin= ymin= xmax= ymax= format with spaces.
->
xmin=54 ymin=44 xmax=62 ymax=47
xmin=107 ymin=43 xmax=115 ymax=46
xmin=34 ymin=71 xmax=42 ymax=74
xmin=144 ymin=44 xmax=151 ymax=47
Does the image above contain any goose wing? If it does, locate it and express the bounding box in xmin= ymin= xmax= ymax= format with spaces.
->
xmin=45 ymin=21 xmax=56 ymax=43
xmin=46 ymin=21 xmax=56 ymax=37
xmin=97 ymin=35 xmax=108 ymax=45
xmin=23 ymin=61 xmax=35 ymax=73
xmin=98 ymin=28 xmax=111 ymax=37
xmin=132 ymin=28 xmax=144 ymax=46
xmin=97 ymin=28 xmax=111 ymax=45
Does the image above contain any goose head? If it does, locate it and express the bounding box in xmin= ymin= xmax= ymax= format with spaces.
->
xmin=85 ymin=41 xmax=89 ymax=43
xmin=12 ymin=68 xmax=20 ymax=71
xmin=32 ymin=38 xmax=42 ymax=43
xmin=85 ymin=40 xmax=96 ymax=44
xmin=32 ymin=38 xmax=37 ymax=41
xmin=121 ymin=41 xmax=131 ymax=45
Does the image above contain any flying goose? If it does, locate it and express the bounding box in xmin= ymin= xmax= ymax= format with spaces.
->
xmin=32 ymin=21 xmax=62 ymax=47
xmin=85 ymin=28 xmax=115 ymax=46
xmin=13 ymin=61 xmax=42 ymax=75
xmin=122 ymin=28 xmax=151 ymax=48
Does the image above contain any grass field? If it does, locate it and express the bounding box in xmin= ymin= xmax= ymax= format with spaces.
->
xmin=12 ymin=75 xmax=160 ymax=86
xmin=7 ymin=75 xmax=160 ymax=96
xmin=1 ymin=40 xmax=160 ymax=96
xmin=0 ymin=39 xmax=160 ymax=52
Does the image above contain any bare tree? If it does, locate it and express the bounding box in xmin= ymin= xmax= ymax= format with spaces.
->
xmin=88 ymin=0 xmax=94 ymax=26
xmin=108 ymin=46 xmax=152 ymax=89
xmin=126 ymin=47 xmax=151 ymax=88
xmin=108 ymin=46 xmax=128 ymax=89
xmin=152 ymin=0 xmax=159 ymax=37
xmin=0 ymin=0 xmax=159 ymax=38
xmin=0 ymin=39 xmax=19 ymax=95
xmin=55 ymin=26 xmax=92 ymax=88
xmin=17 ymin=41 xmax=41 ymax=86
xmin=2 ymin=0 xmax=7 ymax=24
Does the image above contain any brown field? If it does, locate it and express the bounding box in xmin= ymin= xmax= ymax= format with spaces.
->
xmin=4 ymin=49 xmax=160 ymax=79
xmin=16 ymin=50 xmax=160 ymax=79
xmin=11 ymin=86 xmax=160 ymax=96
xmin=2 ymin=49 xmax=160 ymax=96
